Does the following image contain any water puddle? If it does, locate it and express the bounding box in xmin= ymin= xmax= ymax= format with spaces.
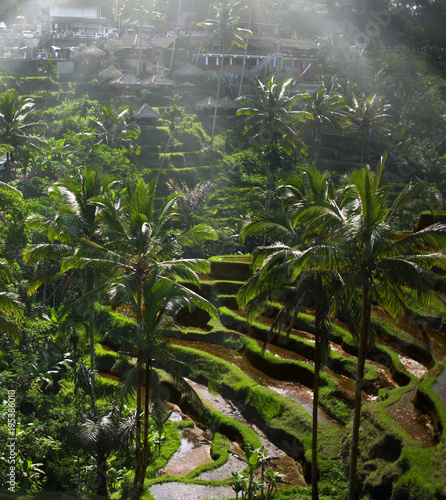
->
xmin=386 ymin=390 xmax=437 ymax=448
xmin=161 ymin=426 xmax=212 ymax=477
xmin=149 ymin=482 xmax=235 ymax=500
xmin=184 ymin=377 xmax=307 ymax=488
xmin=170 ymin=338 xmax=336 ymax=425
xmin=398 ymin=353 xmax=428 ymax=378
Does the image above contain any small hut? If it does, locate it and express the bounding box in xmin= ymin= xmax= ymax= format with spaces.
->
xmin=219 ymin=96 xmax=241 ymax=115
xmin=144 ymin=74 xmax=176 ymax=88
xmin=110 ymin=73 xmax=145 ymax=96
xmin=193 ymin=97 xmax=224 ymax=114
xmin=80 ymin=45 xmax=106 ymax=63
xmin=144 ymin=74 xmax=176 ymax=96
xmin=98 ymin=65 xmax=122 ymax=81
xmin=172 ymin=63 xmax=207 ymax=84
xmin=133 ymin=103 xmax=161 ymax=127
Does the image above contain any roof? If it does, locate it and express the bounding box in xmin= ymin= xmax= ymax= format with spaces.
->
xmin=98 ymin=65 xmax=122 ymax=80
xmin=144 ymin=74 xmax=176 ymax=87
xmin=194 ymin=97 xmax=224 ymax=110
xmin=133 ymin=103 xmax=161 ymax=119
xmin=110 ymin=73 xmax=145 ymax=86
xmin=173 ymin=63 xmax=207 ymax=77
xmin=80 ymin=45 xmax=106 ymax=57
xmin=218 ymin=96 xmax=241 ymax=109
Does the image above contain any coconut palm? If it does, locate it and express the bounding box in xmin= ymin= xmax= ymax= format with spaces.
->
xmin=297 ymin=158 xmax=446 ymax=499
xmin=0 ymin=182 xmax=24 ymax=343
xmin=238 ymin=167 xmax=344 ymax=500
xmin=0 ymin=90 xmax=42 ymax=181
xmin=86 ymin=101 xmax=141 ymax=152
xmin=74 ymin=177 xmax=217 ymax=498
xmin=24 ymin=166 xmax=118 ymax=373
xmin=237 ymin=76 xmax=307 ymax=214
xmin=0 ymin=259 xmax=23 ymax=344
xmin=159 ymin=103 xmax=184 ymax=171
xmin=302 ymin=86 xmax=350 ymax=161
xmin=116 ymin=0 xmax=165 ymax=75
xmin=350 ymin=93 xmax=392 ymax=165
xmin=198 ymin=0 xmax=252 ymax=144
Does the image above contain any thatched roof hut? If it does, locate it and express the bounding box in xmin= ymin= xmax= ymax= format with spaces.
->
xmin=219 ymin=96 xmax=241 ymax=111
xmin=110 ymin=73 xmax=144 ymax=86
xmin=80 ymin=45 xmax=106 ymax=60
xmin=193 ymin=97 xmax=224 ymax=113
xmin=172 ymin=63 xmax=206 ymax=81
xmin=98 ymin=65 xmax=122 ymax=80
xmin=144 ymin=74 xmax=176 ymax=87
xmin=133 ymin=103 xmax=161 ymax=126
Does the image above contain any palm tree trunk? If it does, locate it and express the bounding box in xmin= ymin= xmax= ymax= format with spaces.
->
xmin=133 ymin=278 xmax=144 ymax=495
xmin=311 ymin=121 xmax=317 ymax=162
xmin=360 ymin=131 xmax=365 ymax=166
xmin=133 ymin=352 xmax=143 ymax=494
xmin=137 ymin=355 xmax=152 ymax=496
xmin=348 ymin=285 xmax=370 ymax=500
xmin=211 ymin=52 xmax=225 ymax=145
xmin=96 ymin=450 xmax=108 ymax=498
xmin=312 ymin=328 xmax=321 ymax=500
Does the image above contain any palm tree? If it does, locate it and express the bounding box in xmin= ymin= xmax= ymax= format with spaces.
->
xmin=166 ymin=179 xmax=215 ymax=230
xmin=79 ymin=406 xmax=136 ymax=497
xmin=297 ymin=158 xmax=446 ymax=499
xmin=24 ymin=166 xmax=118 ymax=374
xmin=0 ymin=90 xmax=42 ymax=181
xmin=116 ymin=0 xmax=165 ymax=76
xmin=87 ymin=101 xmax=141 ymax=152
xmin=350 ymin=93 xmax=392 ymax=165
xmin=237 ymin=76 xmax=307 ymax=215
xmin=238 ymin=167 xmax=343 ymax=500
xmin=0 ymin=182 xmax=24 ymax=343
xmin=159 ymin=103 xmax=184 ymax=171
xmin=75 ymin=177 xmax=217 ymax=498
xmin=198 ymin=0 xmax=252 ymax=144
xmin=0 ymin=259 xmax=23 ymax=345
xmin=302 ymin=86 xmax=350 ymax=161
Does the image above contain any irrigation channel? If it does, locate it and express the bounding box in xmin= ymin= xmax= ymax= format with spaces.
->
xmin=98 ymin=259 xmax=445 ymax=498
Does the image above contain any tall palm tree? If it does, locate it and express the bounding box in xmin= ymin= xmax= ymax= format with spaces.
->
xmin=116 ymin=0 xmax=165 ymax=76
xmin=24 ymin=166 xmax=118 ymax=374
xmin=75 ymin=177 xmax=217 ymax=498
xmin=0 ymin=182 xmax=24 ymax=343
xmin=237 ymin=76 xmax=307 ymax=214
xmin=302 ymin=86 xmax=350 ymax=161
xmin=298 ymin=158 xmax=446 ymax=499
xmin=238 ymin=167 xmax=344 ymax=500
xmin=0 ymin=90 xmax=42 ymax=181
xmin=0 ymin=259 xmax=23 ymax=345
xmin=87 ymin=101 xmax=141 ymax=152
xmin=198 ymin=0 xmax=252 ymax=144
xmin=350 ymin=93 xmax=392 ymax=165
xmin=159 ymin=103 xmax=184 ymax=172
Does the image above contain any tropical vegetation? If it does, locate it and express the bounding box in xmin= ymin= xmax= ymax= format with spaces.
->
xmin=1 ymin=1 xmax=446 ymax=499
